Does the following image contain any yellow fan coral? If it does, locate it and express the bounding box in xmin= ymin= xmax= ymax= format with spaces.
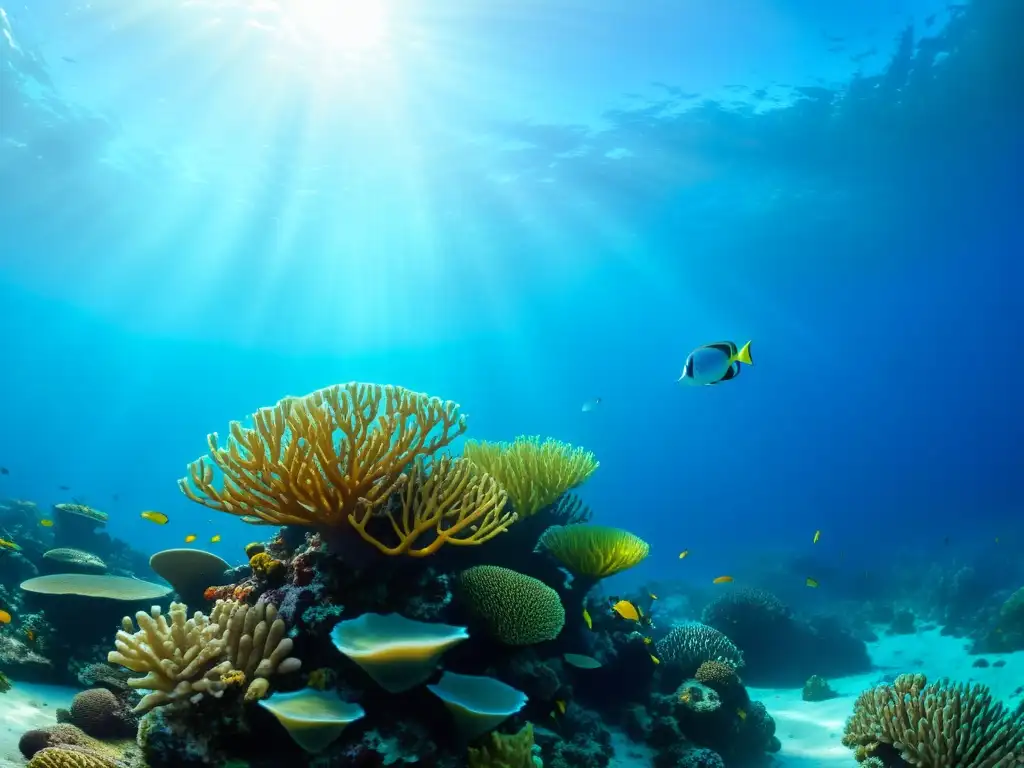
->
xmin=349 ymin=455 xmax=515 ymax=556
xmin=536 ymin=524 xmax=650 ymax=579
xmin=462 ymin=436 xmax=598 ymax=518
xmin=178 ymin=383 xmax=466 ymax=527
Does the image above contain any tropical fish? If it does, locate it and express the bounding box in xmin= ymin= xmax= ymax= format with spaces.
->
xmin=677 ymin=340 xmax=753 ymax=386
xmin=679 ymin=690 xmax=692 ymax=703
xmin=649 ymin=592 xmax=658 ymax=600
xmin=0 ymin=610 xmax=10 ymax=624
xmin=140 ymin=510 xmax=169 ymax=525
xmin=737 ymin=708 xmax=747 ymax=721
xmin=643 ymin=637 xmax=652 ymax=645
xmin=24 ymin=628 xmax=35 ymax=643
xmin=813 ymin=529 xmax=821 ymax=544
xmin=611 ymin=600 xmax=640 ymax=622
xmin=0 ymin=539 xmax=21 ymax=551
xmin=581 ymin=397 xmax=602 ymax=413
xmin=713 ymin=575 xmax=734 ymax=585
xmin=210 ymin=534 xmax=222 ymax=543
xmin=39 ymin=519 xmax=53 ymax=528
xmin=679 ymin=550 xmax=689 ymax=559
xmin=184 ymin=534 xmax=197 ymax=544
xmin=805 ymin=577 xmax=819 ymax=588
xmin=649 ymin=654 xmax=660 ymax=664
xmin=582 ymin=608 xmax=593 ymax=630
xmin=555 ymin=699 xmax=567 ymax=715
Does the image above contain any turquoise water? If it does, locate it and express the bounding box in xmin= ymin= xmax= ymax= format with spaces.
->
xmin=1 ymin=2 xmax=1022 ymax=767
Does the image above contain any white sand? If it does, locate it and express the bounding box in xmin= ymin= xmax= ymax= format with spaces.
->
xmin=749 ymin=628 xmax=1021 ymax=766
xmin=0 ymin=682 xmax=78 ymax=767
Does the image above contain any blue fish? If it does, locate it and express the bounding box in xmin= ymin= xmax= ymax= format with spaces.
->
xmin=677 ymin=340 xmax=753 ymax=386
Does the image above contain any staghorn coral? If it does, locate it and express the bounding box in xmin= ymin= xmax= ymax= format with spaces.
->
xmin=656 ymin=623 xmax=744 ymax=675
xmin=463 ymin=435 xmax=599 ymax=518
xmin=842 ymin=673 xmax=1024 ymax=766
xmin=459 ymin=565 xmax=566 ymax=645
xmin=536 ymin=524 xmax=650 ymax=580
xmin=107 ymin=599 xmax=300 ymax=712
xmin=350 ymin=455 xmax=515 ymax=556
xmin=178 ymin=382 xmax=466 ymax=527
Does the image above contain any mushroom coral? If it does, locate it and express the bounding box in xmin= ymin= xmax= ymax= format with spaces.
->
xmin=178 ymin=382 xmax=466 ymax=529
xmin=462 ymin=436 xmax=598 ymax=518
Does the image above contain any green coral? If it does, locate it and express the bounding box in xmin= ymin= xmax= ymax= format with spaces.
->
xmin=468 ymin=722 xmax=538 ymax=767
xmin=842 ymin=673 xmax=1024 ymax=766
xmin=458 ymin=565 xmax=565 ymax=645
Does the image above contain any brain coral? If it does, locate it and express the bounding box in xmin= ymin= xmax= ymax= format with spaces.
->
xmin=458 ymin=565 xmax=565 ymax=645
xmin=656 ymin=623 xmax=744 ymax=675
xmin=68 ymin=689 xmax=133 ymax=739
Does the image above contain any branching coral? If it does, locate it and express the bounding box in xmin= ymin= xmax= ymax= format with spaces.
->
xmin=178 ymin=382 xmax=466 ymax=527
xmin=107 ymin=600 xmax=300 ymax=712
xmin=463 ymin=436 xmax=598 ymax=518
xmin=536 ymin=524 xmax=650 ymax=580
xmin=349 ymin=455 xmax=515 ymax=556
xmin=842 ymin=673 xmax=1024 ymax=767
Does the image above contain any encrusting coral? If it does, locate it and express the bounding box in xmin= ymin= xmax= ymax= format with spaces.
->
xmin=107 ymin=599 xmax=301 ymax=711
xmin=463 ymin=435 xmax=599 ymax=518
xmin=842 ymin=673 xmax=1024 ymax=766
xmin=178 ymin=382 xmax=467 ymax=528
xmin=349 ymin=455 xmax=516 ymax=556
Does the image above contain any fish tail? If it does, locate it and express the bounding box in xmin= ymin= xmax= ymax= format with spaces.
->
xmin=734 ymin=341 xmax=753 ymax=365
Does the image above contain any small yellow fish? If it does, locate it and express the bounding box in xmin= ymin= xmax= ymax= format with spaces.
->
xmin=24 ymin=628 xmax=35 ymax=643
xmin=0 ymin=538 xmax=21 ymax=551
xmin=737 ymin=708 xmax=747 ymax=721
xmin=39 ymin=519 xmax=53 ymax=528
xmin=649 ymin=592 xmax=658 ymax=600
xmin=649 ymin=654 xmax=660 ymax=664
xmin=140 ymin=510 xmax=169 ymax=525
xmin=611 ymin=600 xmax=640 ymax=622
xmin=678 ymin=550 xmax=689 ymax=559
xmin=679 ymin=690 xmax=691 ymax=703
xmin=806 ymin=577 xmax=819 ymax=588
xmin=210 ymin=534 xmax=222 ymax=543
xmin=582 ymin=608 xmax=592 ymax=630
xmin=813 ymin=529 xmax=821 ymax=544
xmin=184 ymin=534 xmax=197 ymax=544
xmin=643 ymin=637 xmax=652 ymax=645
xmin=0 ymin=609 xmax=10 ymax=624
xmin=713 ymin=575 xmax=734 ymax=584
xmin=555 ymin=699 xmax=566 ymax=715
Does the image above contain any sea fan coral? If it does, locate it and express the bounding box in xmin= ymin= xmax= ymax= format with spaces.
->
xmin=535 ymin=524 xmax=650 ymax=579
xmin=178 ymin=382 xmax=466 ymax=527
xmin=463 ymin=435 xmax=598 ymax=518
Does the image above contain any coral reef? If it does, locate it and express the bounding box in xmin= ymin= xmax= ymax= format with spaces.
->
xmin=458 ymin=565 xmax=566 ymax=645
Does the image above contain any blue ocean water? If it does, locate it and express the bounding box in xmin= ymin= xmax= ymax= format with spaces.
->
xmin=0 ymin=0 xmax=1022 ymax=717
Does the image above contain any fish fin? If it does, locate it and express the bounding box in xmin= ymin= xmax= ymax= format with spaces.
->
xmin=704 ymin=341 xmax=737 ymax=357
xmin=733 ymin=340 xmax=753 ymax=365
xmin=716 ymin=363 xmax=741 ymax=382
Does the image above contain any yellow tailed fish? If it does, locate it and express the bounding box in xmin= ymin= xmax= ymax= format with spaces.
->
xmin=140 ymin=510 xmax=169 ymax=525
xmin=677 ymin=340 xmax=753 ymax=386
xmin=611 ymin=600 xmax=640 ymax=622
xmin=582 ymin=608 xmax=593 ymax=630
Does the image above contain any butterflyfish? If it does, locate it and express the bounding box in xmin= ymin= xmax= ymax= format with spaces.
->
xmin=140 ymin=510 xmax=168 ymax=525
xmin=713 ymin=575 xmax=734 ymax=584
xmin=611 ymin=600 xmax=640 ymax=622
xmin=677 ymin=340 xmax=753 ymax=386
xmin=582 ymin=608 xmax=593 ymax=630
xmin=805 ymin=577 xmax=819 ymax=588
xmin=184 ymin=534 xmax=197 ymax=544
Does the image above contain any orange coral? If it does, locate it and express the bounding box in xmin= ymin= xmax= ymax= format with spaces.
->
xmin=178 ymin=383 xmax=466 ymax=528
xmin=349 ymin=455 xmax=514 ymax=557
